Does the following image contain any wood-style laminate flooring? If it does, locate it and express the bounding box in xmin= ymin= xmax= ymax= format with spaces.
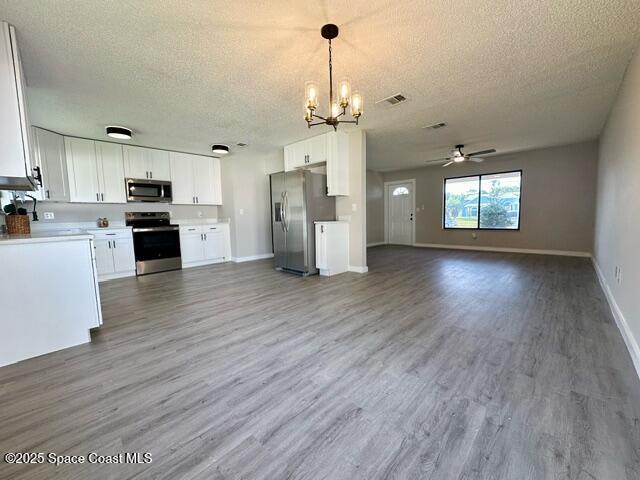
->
xmin=1 ymin=246 xmax=639 ymax=479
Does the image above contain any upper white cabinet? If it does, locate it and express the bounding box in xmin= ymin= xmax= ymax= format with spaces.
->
xmin=65 ymin=137 xmax=126 ymax=203
xmin=95 ymin=141 xmax=126 ymax=203
xmin=169 ymin=152 xmax=222 ymax=205
xmin=32 ymin=127 xmax=69 ymax=202
xmin=325 ymin=131 xmax=350 ymax=196
xmin=0 ymin=22 xmax=36 ymax=190
xmin=123 ymin=145 xmax=171 ymax=181
xmin=283 ymin=131 xmax=349 ymax=196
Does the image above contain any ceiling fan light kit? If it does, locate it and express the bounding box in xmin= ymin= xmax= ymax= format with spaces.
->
xmin=304 ymin=24 xmax=363 ymax=131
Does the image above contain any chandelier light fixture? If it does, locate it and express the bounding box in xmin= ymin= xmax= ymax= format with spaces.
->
xmin=304 ymin=24 xmax=363 ymax=131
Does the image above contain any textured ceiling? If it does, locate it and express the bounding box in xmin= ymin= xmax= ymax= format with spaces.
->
xmin=0 ymin=0 xmax=639 ymax=170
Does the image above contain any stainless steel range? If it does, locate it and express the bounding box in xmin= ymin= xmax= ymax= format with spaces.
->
xmin=126 ymin=212 xmax=181 ymax=275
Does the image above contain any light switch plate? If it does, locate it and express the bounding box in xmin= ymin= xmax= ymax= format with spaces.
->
xmin=351 ymin=203 xmax=357 ymax=212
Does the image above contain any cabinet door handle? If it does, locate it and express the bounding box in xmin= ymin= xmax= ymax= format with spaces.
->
xmin=96 ymin=193 xmax=99 ymax=201
xmin=150 ymin=171 xmax=153 ymax=179
xmin=200 ymin=233 xmax=203 ymax=240
xmin=113 ymin=240 xmax=116 ymax=249
xmin=192 ymin=196 xmax=195 ymax=204
xmin=145 ymin=171 xmax=149 ymax=179
xmin=108 ymin=240 xmax=111 ymax=249
xmin=101 ymin=193 xmax=104 ymax=202
xmin=46 ymin=189 xmax=50 ymax=199
xmin=321 ymin=225 xmax=324 ymax=233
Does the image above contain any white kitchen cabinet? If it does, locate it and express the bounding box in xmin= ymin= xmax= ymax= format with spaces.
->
xmin=88 ymin=228 xmax=135 ymax=281
xmin=326 ymin=131 xmax=350 ymax=196
xmin=179 ymin=223 xmax=230 ymax=268
xmin=283 ymin=131 xmax=349 ymax=196
xmin=65 ymin=137 xmax=126 ymax=203
xmin=123 ymin=145 xmax=171 ymax=181
xmin=0 ymin=22 xmax=36 ymax=190
xmin=179 ymin=227 xmax=204 ymax=264
xmin=95 ymin=141 xmax=126 ymax=203
xmin=315 ymin=221 xmax=349 ymax=276
xmin=32 ymin=127 xmax=69 ymax=202
xmin=65 ymin=137 xmax=101 ymax=203
xmin=170 ymin=152 xmax=222 ymax=205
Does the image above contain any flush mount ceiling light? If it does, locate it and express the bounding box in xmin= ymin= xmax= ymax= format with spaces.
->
xmin=211 ymin=144 xmax=229 ymax=155
xmin=304 ymin=24 xmax=363 ymax=131
xmin=105 ymin=125 xmax=132 ymax=140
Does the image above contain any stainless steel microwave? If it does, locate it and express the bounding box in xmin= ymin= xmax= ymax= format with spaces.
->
xmin=126 ymin=178 xmax=172 ymax=203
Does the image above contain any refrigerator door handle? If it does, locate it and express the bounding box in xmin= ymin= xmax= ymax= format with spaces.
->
xmin=280 ymin=192 xmax=286 ymax=232
xmin=282 ymin=191 xmax=289 ymax=232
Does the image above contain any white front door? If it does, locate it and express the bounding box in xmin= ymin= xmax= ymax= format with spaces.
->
xmin=387 ymin=182 xmax=414 ymax=245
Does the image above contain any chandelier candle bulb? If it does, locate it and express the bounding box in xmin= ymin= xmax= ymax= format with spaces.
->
xmin=305 ymin=81 xmax=319 ymax=110
xmin=350 ymin=92 xmax=363 ymax=117
xmin=338 ymin=79 xmax=351 ymax=107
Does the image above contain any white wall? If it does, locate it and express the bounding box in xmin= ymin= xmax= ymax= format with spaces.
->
xmin=366 ymin=170 xmax=384 ymax=245
xmin=594 ymin=45 xmax=640 ymax=375
xmin=219 ymin=150 xmax=283 ymax=261
xmin=335 ymin=130 xmax=367 ymax=271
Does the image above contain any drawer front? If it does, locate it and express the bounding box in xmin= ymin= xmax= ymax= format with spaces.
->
xmin=180 ymin=225 xmax=204 ymax=235
xmin=89 ymin=229 xmax=133 ymax=240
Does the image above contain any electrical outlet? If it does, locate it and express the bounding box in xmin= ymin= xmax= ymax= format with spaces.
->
xmin=471 ymin=232 xmax=477 ymax=239
xmin=43 ymin=212 xmax=54 ymax=220
xmin=239 ymin=208 xmax=244 ymax=215
xmin=197 ymin=211 xmax=203 ymax=218
xmin=351 ymin=203 xmax=357 ymax=212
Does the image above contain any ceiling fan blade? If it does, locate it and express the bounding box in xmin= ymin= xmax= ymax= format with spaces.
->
xmin=469 ymin=157 xmax=485 ymax=163
xmin=425 ymin=157 xmax=451 ymax=164
xmin=468 ymin=148 xmax=496 ymax=157
xmin=442 ymin=161 xmax=454 ymax=167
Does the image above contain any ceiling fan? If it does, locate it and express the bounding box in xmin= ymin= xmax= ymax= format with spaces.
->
xmin=427 ymin=144 xmax=496 ymax=167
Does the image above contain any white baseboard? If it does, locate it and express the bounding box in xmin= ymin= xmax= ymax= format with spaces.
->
xmin=348 ymin=265 xmax=368 ymax=273
xmin=412 ymin=243 xmax=591 ymax=258
xmin=232 ymin=253 xmax=274 ymax=263
xmin=98 ymin=270 xmax=136 ymax=282
xmin=592 ymin=258 xmax=640 ymax=381
xmin=367 ymin=242 xmax=386 ymax=247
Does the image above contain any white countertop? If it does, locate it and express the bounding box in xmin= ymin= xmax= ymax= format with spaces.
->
xmin=175 ymin=218 xmax=230 ymax=225
xmin=314 ymin=220 xmax=348 ymax=224
xmin=0 ymin=231 xmax=94 ymax=245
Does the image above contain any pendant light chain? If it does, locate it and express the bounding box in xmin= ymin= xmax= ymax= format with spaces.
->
xmin=328 ymin=39 xmax=333 ymax=107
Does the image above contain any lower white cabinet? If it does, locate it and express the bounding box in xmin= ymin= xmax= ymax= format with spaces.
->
xmin=315 ymin=221 xmax=349 ymax=276
xmin=88 ymin=228 xmax=135 ymax=281
xmin=179 ymin=223 xmax=230 ymax=268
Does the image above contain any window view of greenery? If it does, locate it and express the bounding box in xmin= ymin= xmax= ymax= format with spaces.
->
xmin=444 ymin=171 xmax=521 ymax=229
xmin=443 ymin=176 xmax=480 ymax=228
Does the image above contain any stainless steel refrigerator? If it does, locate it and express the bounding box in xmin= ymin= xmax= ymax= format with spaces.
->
xmin=270 ymin=170 xmax=336 ymax=275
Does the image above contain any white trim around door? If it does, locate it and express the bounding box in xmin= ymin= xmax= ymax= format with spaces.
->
xmin=384 ymin=179 xmax=416 ymax=246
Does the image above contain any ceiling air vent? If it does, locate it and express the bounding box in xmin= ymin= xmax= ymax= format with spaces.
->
xmin=236 ymin=142 xmax=248 ymax=147
xmin=423 ymin=122 xmax=447 ymax=130
xmin=375 ymin=93 xmax=407 ymax=107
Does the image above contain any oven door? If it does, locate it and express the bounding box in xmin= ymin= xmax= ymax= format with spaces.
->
xmin=126 ymin=179 xmax=172 ymax=202
xmin=132 ymin=227 xmax=181 ymax=275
